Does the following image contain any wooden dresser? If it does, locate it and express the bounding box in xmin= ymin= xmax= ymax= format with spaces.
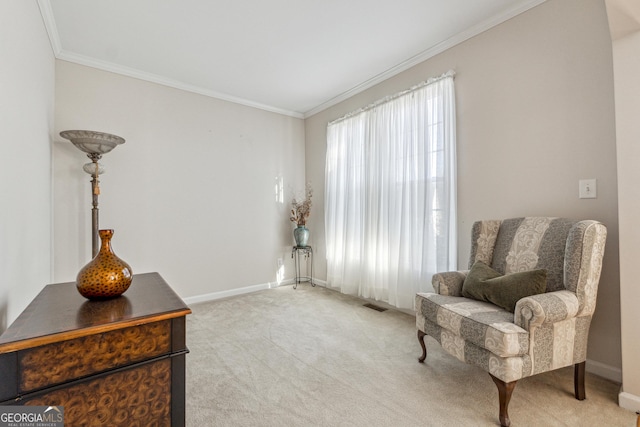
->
xmin=0 ymin=272 xmax=191 ymax=426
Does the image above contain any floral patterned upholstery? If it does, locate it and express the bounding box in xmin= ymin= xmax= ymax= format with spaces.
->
xmin=416 ymin=217 xmax=607 ymax=392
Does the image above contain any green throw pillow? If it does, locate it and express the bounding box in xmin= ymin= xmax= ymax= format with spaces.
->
xmin=461 ymin=261 xmax=547 ymax=312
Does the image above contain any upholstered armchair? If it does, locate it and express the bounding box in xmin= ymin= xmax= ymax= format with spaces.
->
xmin=415 ymin=217 xmax=607 ymax=427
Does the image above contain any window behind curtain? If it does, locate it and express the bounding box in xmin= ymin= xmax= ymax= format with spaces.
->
xmin=324 ymin=71 xmax=457 ymax=309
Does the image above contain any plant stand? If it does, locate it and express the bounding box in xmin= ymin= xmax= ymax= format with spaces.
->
xmin=291 ymin=246 xmax=314 ymax=289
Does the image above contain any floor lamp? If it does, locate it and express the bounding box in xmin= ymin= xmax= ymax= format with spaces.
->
xmin=60 ymin=130 xmax=125 ymax=258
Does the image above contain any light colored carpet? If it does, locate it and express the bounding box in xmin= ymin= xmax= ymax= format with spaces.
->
xmin=186 ymin=284 xmax=636 ymax=426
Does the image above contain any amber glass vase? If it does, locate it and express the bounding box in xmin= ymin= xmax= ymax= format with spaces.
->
xmin=76 ymin=229 xmax=133 ymax=299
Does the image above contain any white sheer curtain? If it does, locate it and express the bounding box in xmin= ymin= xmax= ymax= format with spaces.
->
xmin=325 ymin=71 xmax=457 ymax=309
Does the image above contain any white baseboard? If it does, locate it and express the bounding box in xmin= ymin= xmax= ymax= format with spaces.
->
xmin=183 ymin=279 xmax=294 ymax=305
xmin=586 ymin=358 xmax=622 ymax=383
xmin=619 ymin=391 xmax=640 ymax=413
xmin=183 ymin=278 xmax=329 ymax=306
xmin=312 ymin=278 xmax=327 ymax=287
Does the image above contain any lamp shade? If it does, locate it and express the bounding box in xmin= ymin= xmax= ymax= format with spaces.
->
xmin=60 ymin=130 xmax=125 ymax=155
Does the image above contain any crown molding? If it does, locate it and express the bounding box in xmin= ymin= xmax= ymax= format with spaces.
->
xmin=303 ymin=0 xmax=547 ymax=118
xmin=38 ymin=0 xmax=546 ymax=121
xmin=36 ymin=1 xmax=304 ymax=119
xmin=56 ymin=50 xmax=305 ymax=118
xmin=37 ymin=0 xmax=62 ymax=55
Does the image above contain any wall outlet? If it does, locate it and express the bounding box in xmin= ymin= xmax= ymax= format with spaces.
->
xmin=579 ymin=179 xmax=597 ymax=199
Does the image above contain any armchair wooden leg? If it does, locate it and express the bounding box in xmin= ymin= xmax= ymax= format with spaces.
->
xmin=574 ymin=361 xmax=586 ymax=400
xmin=417 ymin=330 xmax=427 ymax=363
xmin=490 ymin=374 xmax=517 ymax=427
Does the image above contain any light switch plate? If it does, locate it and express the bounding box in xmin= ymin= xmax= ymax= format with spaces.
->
xmin=579 ymin=179 xmax=597 ymax=199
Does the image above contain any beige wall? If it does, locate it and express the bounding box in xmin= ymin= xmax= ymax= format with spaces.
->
xmin=0 ymin=1 xmax=55 ymax=330
xmin=607 ymin=0 xmax=640 ymax=411
xmin=305 ymin=0 xmax=621 ymax=377
xmin=53 ymin=61 xmax=306 ymax=300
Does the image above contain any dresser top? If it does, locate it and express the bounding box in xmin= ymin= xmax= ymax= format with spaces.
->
xmin=0 ymin=272 xmax=191 ymax=352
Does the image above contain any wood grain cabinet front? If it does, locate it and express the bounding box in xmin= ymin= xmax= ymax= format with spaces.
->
xmin=0 ymin=273 xmax=191 ymax=427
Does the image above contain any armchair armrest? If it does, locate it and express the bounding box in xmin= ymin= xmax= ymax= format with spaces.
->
xmin=432 ymin=271 xmax=468 ymax=296
xmin=514 ymin=290 xmax=580 ymax=331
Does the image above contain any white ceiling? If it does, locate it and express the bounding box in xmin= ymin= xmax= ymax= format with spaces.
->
xmin=39 ymin=0 xmax=545 ymax=118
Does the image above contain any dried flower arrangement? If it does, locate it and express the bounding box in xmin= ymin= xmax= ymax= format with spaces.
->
xmin=290 ymin=183 xmax=313 ymax=227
